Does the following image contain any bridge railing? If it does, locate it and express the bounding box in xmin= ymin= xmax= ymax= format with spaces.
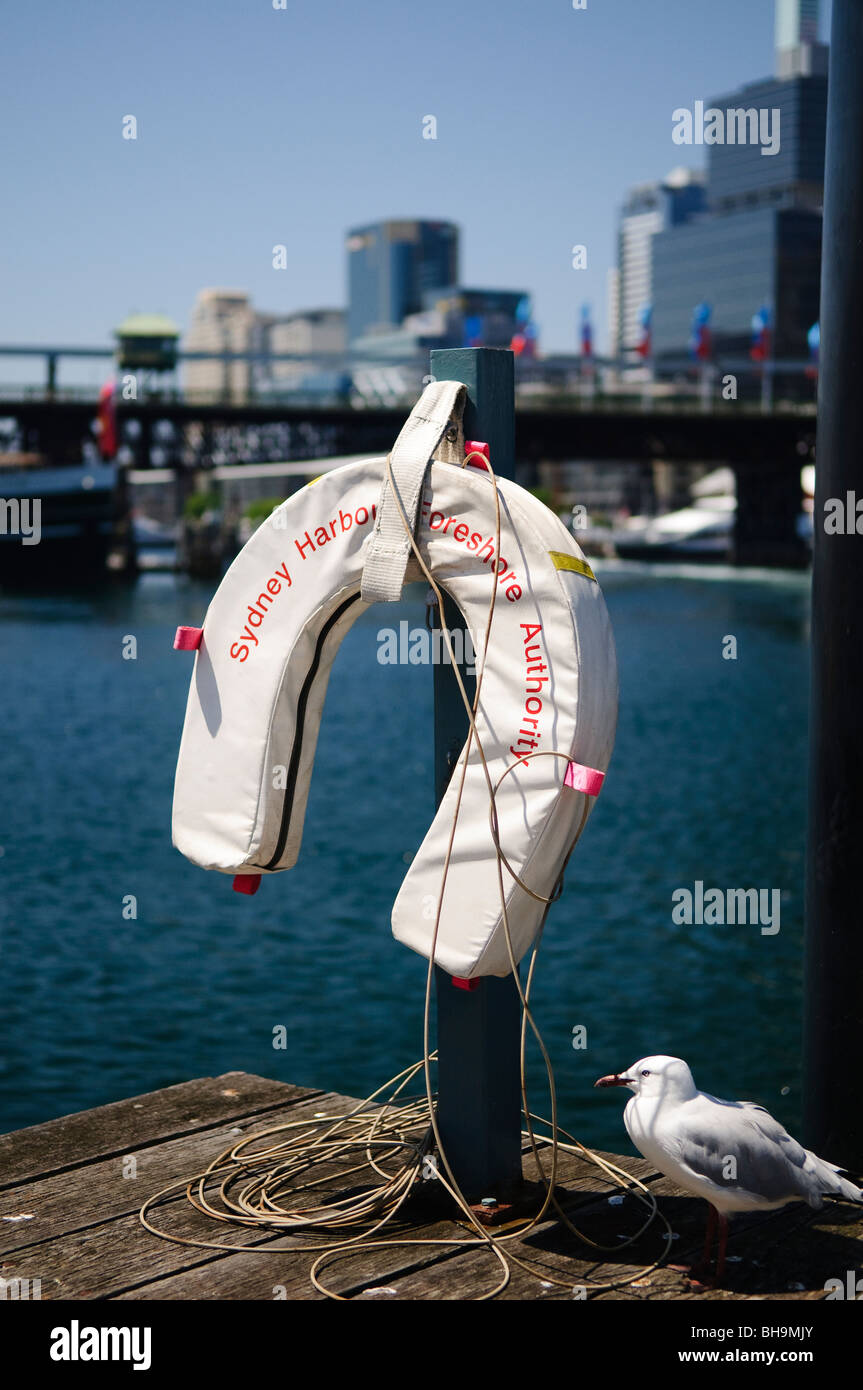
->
xmin=0 ymin=364 xmax=819 ymax=415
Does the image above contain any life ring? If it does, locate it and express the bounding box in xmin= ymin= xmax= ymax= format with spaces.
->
xmin=172 ymin=381 xmax=618 ymax=978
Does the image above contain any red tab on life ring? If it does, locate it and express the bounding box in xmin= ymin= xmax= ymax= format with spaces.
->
xmin=174 ymin=626 xmax=203 ymax=651
xmin=233 ymin=874 xmax=261 ymax=895
xmin=452 ymin=975 xmax=480 ymax=991
xmin=565 ymin=762 xmax=604 ymax=796
xmin=464 ymin=440 xmax=491 ymax=472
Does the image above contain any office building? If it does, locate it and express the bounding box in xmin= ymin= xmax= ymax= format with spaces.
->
xmin=261 ymin=309 xmax=346 ymax=389
xmin=649 ymin=0 xmax=827 ymax=363
xmin=616 ymin=170 xmax=706 ymax=355
xmin=422 ymin=287 xmax=531 ymax=349
xmin=184 ymin=290 xmax=257 ymax=402
xmin=775 ymin=0 xmax=827 ymax=76
xmin=350 ymin=286 xmax=530 ymax=359
xmin=606 ymin=268 xmax=620 ymax=359
xmin=346 ymin=220 xmax=458 ymax=343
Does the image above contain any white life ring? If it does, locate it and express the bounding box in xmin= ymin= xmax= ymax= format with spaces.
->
xmin=172 ymin=387 xmax=617 ymax=978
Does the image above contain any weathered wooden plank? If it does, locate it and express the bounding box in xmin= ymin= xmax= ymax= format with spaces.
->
xmin=385 ymin=1165 xmax=689 ymax=1302
xmin=342 ymin=1196 xmax=850 ymax=1303
xmin=302 ymin=1160 xmax=675 ymax=1302
xmin=338 ymin=1160 xmax=860 ymax=1302
xmin=521 ymin=1143 xmax=657 ymax=1186
xmin=584 ymin=1183 xmax=856 ymax=1301
xmin=0 ymin=1207 xmax=298 ymax=1300
xmin=0 ymin=1091 xmax=364 ymax=1258
xmin=0 ymin=1072 xmax=317 ymax=1189
xmin=115 ymin=1146 xmax=666 ymax=1301
xmin=0 ymin=1090 xmax=434 ymax=1298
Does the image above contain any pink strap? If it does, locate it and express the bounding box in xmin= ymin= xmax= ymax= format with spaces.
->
xmin=233 ymin=874 xmax=261 ymax=895
xmin=565 ymin=761 xmax=604 ymax=796
xmin=174 ymin=626 xmax=203 ymax=651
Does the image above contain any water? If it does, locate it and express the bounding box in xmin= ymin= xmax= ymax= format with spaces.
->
xmin=0 ymin=562 xmax=810 ymax=1153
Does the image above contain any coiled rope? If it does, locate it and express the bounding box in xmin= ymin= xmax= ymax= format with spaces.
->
xmin=140 ymin=452 xmax=673 ymax=1298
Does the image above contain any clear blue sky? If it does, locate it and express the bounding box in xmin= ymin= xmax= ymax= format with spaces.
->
xmin=0 ymin=0 xmax=831 ymax=379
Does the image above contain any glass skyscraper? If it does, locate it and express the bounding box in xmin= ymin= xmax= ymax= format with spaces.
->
xmin=616 ymin=171 xmax=706 ymax=355
xmin=649 ymin=1 xmax=827 ymax=363
xmin=346 ymin=220 xmax=459 ymax=344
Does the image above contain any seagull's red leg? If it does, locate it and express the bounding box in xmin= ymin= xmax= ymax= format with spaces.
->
xmin=701 ymin=1203 xmax=717 ymax=1267
xmin=715 ymin=1213 xmax=729 ymax=1282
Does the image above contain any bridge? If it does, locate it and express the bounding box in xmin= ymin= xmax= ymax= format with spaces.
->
xmin=0 ymin=392 xmax=815 ymax=567
xmin=0 ymin=333 xmax=818 ymax=570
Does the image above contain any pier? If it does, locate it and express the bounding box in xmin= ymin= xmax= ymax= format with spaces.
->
xmin=1 ymin=1071 xmax=859 ymax=1301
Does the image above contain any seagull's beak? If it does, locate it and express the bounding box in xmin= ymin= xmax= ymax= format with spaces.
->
xmin=594 ymin=1072 xmax=633 ymax=1089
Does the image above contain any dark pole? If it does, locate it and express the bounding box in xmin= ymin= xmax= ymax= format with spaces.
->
xmin=805 ymin=0 xmax=863 ymax=1168
xmin=429 ymin=347 xmax=524 ymax=1203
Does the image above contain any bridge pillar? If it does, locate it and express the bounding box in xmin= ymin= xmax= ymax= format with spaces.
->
xmin=136 ymin=414 xmax=153 ymax=471
xmin=732 ymin=454 xmax=809 ymax=569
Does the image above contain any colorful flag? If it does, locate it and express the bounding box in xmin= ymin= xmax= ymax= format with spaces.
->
xmin=580 ymin=304 xmax=593 ymax=359
xmin=689 ymin=302 xmax=712 ymax=361
xmin=636 ymin=303 xmax=652 ymax=359
xmin=750 ymin=305 xmax=771 ymax=362
xmin=806 ymin=321 xmax=820 ymax=378
xmin=97 ymin=380 xmax=118 ymax=460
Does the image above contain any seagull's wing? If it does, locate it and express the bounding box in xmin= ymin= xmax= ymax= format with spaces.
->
xmin=667 ymin=1094 xmax=814 ymax=1204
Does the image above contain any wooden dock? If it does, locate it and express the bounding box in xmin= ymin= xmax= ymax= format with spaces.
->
xmin=1 ymin=1072 xmax=859 ymax=1301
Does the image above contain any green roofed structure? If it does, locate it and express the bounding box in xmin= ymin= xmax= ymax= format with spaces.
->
xmin=115 ymin=313 xmax=180 ymax=372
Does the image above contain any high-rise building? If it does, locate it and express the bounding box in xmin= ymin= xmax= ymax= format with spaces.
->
xmin=422 ymin=287 xmax=531 ymax=350
xmin=606 ymin=268 xmax=620 ymax=359
xmin=649 ymin=0 xmax=827 ymax=363
xmin=185 ymin=295 xmax=347 ymax=402
xmin=346 ymin=220 xmax=459 ymax=343
xmin=262 ymin=309 xmax=346 ymax=388
xmin=776 ymin=0 xmax=819 ymax=48
xmin=184 ymin=290 xmax=257 ymax=402
xmin=616 ymin=170 xmax=706 ymax=355
xmin=775 ymin=0 xmax=827 ymax=76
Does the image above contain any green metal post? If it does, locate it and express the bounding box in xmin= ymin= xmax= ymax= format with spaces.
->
xmin=429 ymin=347 xmax=523 ymax=1202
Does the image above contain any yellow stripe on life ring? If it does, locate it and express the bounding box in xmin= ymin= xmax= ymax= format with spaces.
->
xmin=549 ymin=550 xmax=596 ymax=582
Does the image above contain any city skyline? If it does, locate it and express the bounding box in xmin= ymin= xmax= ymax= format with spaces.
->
xmin=0 ymin=0 xmax=831 ymax=385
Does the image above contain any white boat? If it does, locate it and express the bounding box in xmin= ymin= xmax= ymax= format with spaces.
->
xmin=608 ymin=468 xmax=736 ymax=563
xmin=602 ymin=466 xmax=814 ymax=564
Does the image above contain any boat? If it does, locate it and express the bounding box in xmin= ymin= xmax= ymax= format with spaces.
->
xmin=605 ymin=464 xmax=814 ymax=564
xmin=0 ymin=457 xmax=131 ymax=585
xmin=611 ymin=492 xmax=736 ymax=563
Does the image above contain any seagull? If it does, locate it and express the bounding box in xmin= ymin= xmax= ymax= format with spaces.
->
xmin=595 ymin=1054 xmax=863 ymax=1283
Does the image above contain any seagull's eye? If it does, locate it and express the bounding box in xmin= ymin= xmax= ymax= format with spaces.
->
xmin=641 ymin=1069 xmax=650 ymax=1077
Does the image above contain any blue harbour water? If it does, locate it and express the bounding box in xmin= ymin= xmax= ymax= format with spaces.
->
xmin=0 ymin=563 xmax=810 ymax=1153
